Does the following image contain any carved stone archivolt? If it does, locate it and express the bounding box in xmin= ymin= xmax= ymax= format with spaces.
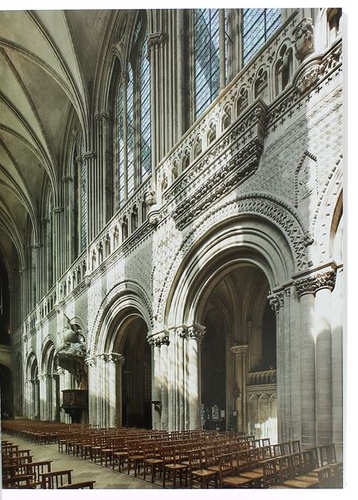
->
xmin=155 ymin=193 xmax=312 ymax=324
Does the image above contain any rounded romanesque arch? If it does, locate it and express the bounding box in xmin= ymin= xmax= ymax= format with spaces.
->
xmin=149 ymin=207 xmax=298 ymax=434
xmin=155 ymin=194 xmax=311 ymax=329
xmin=165 ymin=211 xmax=296 ymax=329
xmin=40 ymin=339 xmax=60 ymax=421
xmin=87 ymin=281 xmax=153 ymax=429
xmin=90 ymin=280 xmax=153 ymax=356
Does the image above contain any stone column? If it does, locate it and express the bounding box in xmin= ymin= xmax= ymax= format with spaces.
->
xmin=148 ymin=330 xmax=170 ymax=430
xmin=56 ymin=367 xmax=67 ymax=423
xmin=269 ymin=289 xmax=290 ymax=442
xmin=107 ymin=353 xmax=124 ymax=428
xmin=314 ymin=270 xmax=336 ymax=445
xmin=95 ymin=354 xmax=107 ymax=427
xmin=295 ymin=276 xmax=316 ymax=449
xmin=82 ymin=151 xmax=96 ymax=243
xmin=147 ymin=30 xmax=168 ymax=172
xmin=85 ymin=356 xmax=97 ymax=425
xmin=230 ymin=344 xmax=248 ymax=433
xmin=176 ymin=326 xmax=187 ymax=430
xmin=52 ymin=207 xmax=63 ymax=281
xmin=184 ymin=324 xmax=205 ymax=430
xmin=94 ymin=111 xmax=110 ymax=230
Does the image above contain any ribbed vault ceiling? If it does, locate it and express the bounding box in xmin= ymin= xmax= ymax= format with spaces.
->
xmin=0 ymin=9 xmax=117 ymax=271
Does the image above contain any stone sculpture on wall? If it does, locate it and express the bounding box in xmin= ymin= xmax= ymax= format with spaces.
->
xmin=56 ymin=314 xmax=88 ymax=389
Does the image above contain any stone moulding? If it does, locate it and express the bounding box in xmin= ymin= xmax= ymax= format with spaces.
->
xmin=171 ymin=99 xmax=267 ymax=230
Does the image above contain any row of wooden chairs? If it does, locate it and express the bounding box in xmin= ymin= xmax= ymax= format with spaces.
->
xmin=1 ymin=439 xmax=96 ymax=489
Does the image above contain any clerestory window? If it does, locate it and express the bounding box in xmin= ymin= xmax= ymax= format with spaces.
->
xmin=114 ymin=12 xmax=151 ymax=210
xmin=194 ymin=9 xmax=227 ymax=120
xmin=243 ymin=8 xmax=281 ymax=65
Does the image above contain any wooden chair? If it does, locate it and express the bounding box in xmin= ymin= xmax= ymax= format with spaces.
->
xmin=279 ymin=454 xmax=319 ymax=488
xmin=142 ymin=441 xmax=163 ymax=483
xmin=262 ymin=458 xmax=280 ymax=488
xmin=330 ymin=462 xmax=343 ymax=488
xmin=25 ymin=460 xmax=52 ymax=488
xmin=318 ymin=465 xmax=333 ymax=487
xmin=162 ymin=445 xmax=188 ymax=488
xmin=40 ymin=469 xmax=73 ymax=489
xmin=219 ymin=453 xmax=253 ymax=489
xmin=188 ymin=448 xmax=218 ymax=489
xmin=126 ymin=439 xmax=144 ymax=477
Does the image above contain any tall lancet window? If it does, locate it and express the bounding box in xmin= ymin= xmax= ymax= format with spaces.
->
xmin=116 ymin=80 xmax=125 ymax=206
xmin=80 ymin=140 xmax=87 ymax=250
xmin=114 ymin=12 xmax=151 ymax=210
xmin=243 ymin=9 xmax=281 ymax=65
xmin=140 ymin=41 xmax=151 ymax=180
xmin=194 ymin=9 xmax=223 ymax=119
xmin=127 ymin=65 xmax=135 ymax=198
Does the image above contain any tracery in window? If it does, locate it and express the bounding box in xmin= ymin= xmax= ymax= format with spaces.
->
xmin=194 ymin=9 xmax=221 ymax=119
xmin=113 ymin=12 xmax=151 ymax=210
xmin=140 ymin=43 xmax=151 ymax=181
xmin=243 ymin=9 xmax=281 ymax=65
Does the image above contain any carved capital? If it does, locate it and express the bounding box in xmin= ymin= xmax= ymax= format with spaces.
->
xmin=268 ymin=291 xmax=284 ymax=314
xmin=53 ymin=207 xmax=64 ymax=214
xmin=187 ymin=324 xmax=206 ymax=342
xmin=230 ymin=344 xmax=249 ymax=356
xmin=85 ymin=356 xmax=97 ymax=367
xmin=82 ymin=151 xmax=96 ymax=162
xmin=175 ymin=326 xmax=187 ymax=339
xmin=294 ymin=268 xmax=336 ymax=297
xmin=147 ymin=31 xmax=168 ymax=50
xmin=147 ymin=330 xmax=170 ymax=347
xmin=95 ymin=110 xmax=109 ymax=122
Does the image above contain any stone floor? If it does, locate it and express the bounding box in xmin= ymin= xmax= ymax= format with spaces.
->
xmin=1 ymin=431 xmax=162 ymax=490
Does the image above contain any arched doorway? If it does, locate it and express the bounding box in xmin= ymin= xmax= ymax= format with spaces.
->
xmin=121 ymin=315 xmax=152 ymax=429
xmin=26 ymin=354 xmax=40 ymax=419
xmin=197 ymin=263 xmax=277 ymax=439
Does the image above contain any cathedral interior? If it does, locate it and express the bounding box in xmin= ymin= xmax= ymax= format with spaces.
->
xmin=0 ymin=6 xmax=346 ymax=490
